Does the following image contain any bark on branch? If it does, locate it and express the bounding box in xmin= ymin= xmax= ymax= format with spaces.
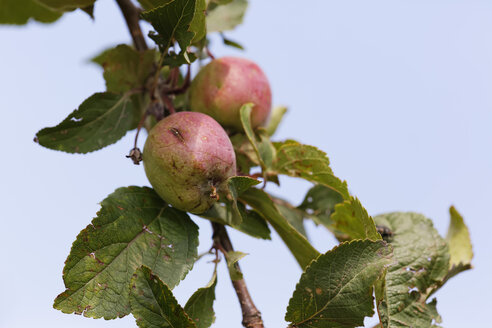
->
xmin=115 ymin=0 xmax=148 ymax=51
xmin=212 ymin=222 xmax=265 ymax=328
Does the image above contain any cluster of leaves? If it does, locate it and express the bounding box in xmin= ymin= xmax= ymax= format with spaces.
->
xmin=3 ymin=0 xmax=474 ymax=327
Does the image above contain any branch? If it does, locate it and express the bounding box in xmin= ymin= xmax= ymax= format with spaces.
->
xmin=115 ymin=0 xmax=148 ymax=51
xmin=212 ymin=222 xmax=264 ymax=328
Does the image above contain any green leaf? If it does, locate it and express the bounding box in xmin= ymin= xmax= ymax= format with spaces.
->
xmin=138 ymin=0 xmax=206 ymax=43
xmin=227 ymin=176 xmax=260 ymax=197
xmin=130 ymin=266 xmax=196 ymax=328
xmin=240 ymin=104 xmax=276 ymax=172
xmin=36 ymin=0 xmax=95 ymax=11
xmin=230 ymin=133 xmax=259 ymax=174
xmin=163 ymin=50 xmax=198 ymax=66
xmin=446 ymin=206 xmax=473 ymax=270
xmin=200 ymin=203 xmax=271 ymax=239
xmin=273 ymin=140 xmax=350 ymax=200
xmin=189 ymin=0 xmax=206 ymax=42
xmin=240 ymin=188 xmax=320 ymax=269
xmin=36 ymin=92 xmax=139 ymax=154
xmin=257 ymin=129 xmax=277 ymax=167
xmin=265 ymin=106 xmax=287 ymax=136
xmin=225 ymin=251 xmax=247 ymax=281
xmin=225 ymin=175 xmax=260 ymax=226
xmin=184 ymin=271 xmax=217 ymax=328
xmin=274 ymin=198 xmax=307 ymax=238
xmin=206 ymin=0 xmax=248 ymax=32
xmin=53 ymin=186 xmax=199 ymax=319
xmin=142 ymin=0 xmax=205 ymax=52
xmin=331 ymin=197 xmax=381 ymax=241
xmin=221 ymin=35 xmax=244 ymax=50
xmin=209 ymin=0 xmax=233 ymax=5
xmin=285 ymin=240 xmax=393 ymax=328
xmin=298 ymin=184 xmax=344 ymax=229
xmin=91 ymin=44 xmax=156 ymax=93
xmin=81 ymin=4 xmax=94 ymax=19
xmin=374 ymin=212 xmax=450 ymax=328
xmin=0 ymin=0 xmax=61 ymax=25
xmin=137 ymin=0 xmax=172 ymax=10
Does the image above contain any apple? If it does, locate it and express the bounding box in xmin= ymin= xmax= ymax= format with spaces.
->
xmin=189 ymin=56 xmax=272 ymax=131
xmin=143 ymin=111 xmax=236 ymax=214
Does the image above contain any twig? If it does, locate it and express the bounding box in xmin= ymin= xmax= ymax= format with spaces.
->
xmin=169 ymin=67 xmax=180 ymax=88
xmin=161 ymin=94 xmax=176 ymax=114
xmin=211 ymin=223 xmax=264 ymax=328
xmin=166 ymin=65 xmax=191 ymax=95
xmin=115 ymin=0 xmax=148 ymax=51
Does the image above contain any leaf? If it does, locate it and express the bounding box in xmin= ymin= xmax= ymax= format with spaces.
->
xmin=227 ymin=176 xmax=260 ymax=198
xmin=265 ymin=106 xmax=287 ymax=136
xmin=206 ymin=0 xmax=248 ymax=32
xmin=91 ymin=44 xmax=156 ymax=93
xmin=189 ymin=0 xmax=206 ymax=42
xmin=209 ymin=0 xmax=233 ymax=4
xmin=230 ymin=133 xmax=259 ymax=174
xmin=53 ymin=186 xmax=199 ymax=319
xmin=163 ymin=49 xmax=198 ymax=67
xmin=200 ymin=203 xmax=271 ymax=240
xmin=0 ymin=0 xmax=61 ymax=25
xmin=285 ymin=240 xmax=393 ymax=328
xmin=446 ymin=206 xmax=473 ymax=270
xmin=130 ymin=266 xmax=196 ymax=328
xmin=221 ymin=35 xmax=244 ymax=50
xmin=331 ymin=197 xmax=381 ymax=241
xmin=374 ymin=212 xmax=450 ymax=328
xmin=36 ymin=0 xmax=95 ymax=11
xmin=225 ymin=176 xmax=260 ymax=226
xmin=240 ymin=188 xmax=320 ymax=269
xmin=142 ymin=0 xmax=205 ymax=52
xmin=81 ymin=4 xmax=94 ymax=19
xmin=240 ymin=104 xmax=276 ymax=172
xmin=225 ymin=251 xmax=247 ymax=281
xmin=36 ymin=92 xmax=139 ymax=154
xmin=138 ymin=0 xmax=206 ymax=43
xmin=273 ymin=140 xmax=350 ymax=200
xmin=184 ymin=271 xmax=217 ymax=328
xmin=274 ymin=198 xmax=307 ymax=238
xmin=137 ymin=0 xmax=172 ymax=10
xmin=257 ymin=128 xmax=277 ymax=167
xmin=298 ymin=184 xmax=344 ymax=229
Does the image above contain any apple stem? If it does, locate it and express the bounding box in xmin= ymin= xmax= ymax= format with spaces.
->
xmin=205 ymin=46 xmax=215 ymax=60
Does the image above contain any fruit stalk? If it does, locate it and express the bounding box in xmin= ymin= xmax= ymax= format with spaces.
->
xmin=212 ymin=222 xmax=264 ymax=328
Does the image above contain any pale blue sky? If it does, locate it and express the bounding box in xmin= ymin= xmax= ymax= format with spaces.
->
xmin=1 ymin=0 xmax=491 ymax=327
